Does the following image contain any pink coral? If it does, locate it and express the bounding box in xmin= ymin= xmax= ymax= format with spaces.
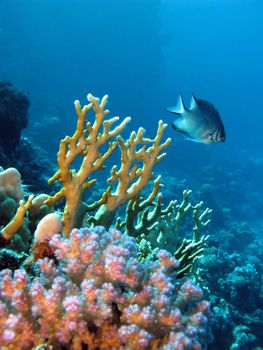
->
xmin=0 ymin=226 xmax=212 ymax=349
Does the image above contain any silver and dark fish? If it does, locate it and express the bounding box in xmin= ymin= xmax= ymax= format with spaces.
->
xmin=167 ymin=94 xmax=226 ymax=144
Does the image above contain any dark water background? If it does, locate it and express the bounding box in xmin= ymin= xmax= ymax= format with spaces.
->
xmin=0 ymin=0 xmax=262 ymax=212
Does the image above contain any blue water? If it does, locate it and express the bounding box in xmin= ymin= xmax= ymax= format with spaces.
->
xmin=0 ymin=1 xmax=263 ymax=348
xmin=1 ymin=0 xmax=262 ymax=176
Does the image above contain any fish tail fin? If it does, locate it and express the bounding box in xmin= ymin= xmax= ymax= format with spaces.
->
xmin=190 ymin=93 xmax=198 ymax=110
xmin=166 ymin=94 xmax=186 ymax=115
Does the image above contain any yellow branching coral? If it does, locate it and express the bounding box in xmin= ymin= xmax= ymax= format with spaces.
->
xmin=91 ymin=120 xmax=171 ymax=227
xmin=46 ymin=92 xmax=171 ymax=235
xmin=1 ymin=194 xmax=34 ymax=241
xmin=45 ymin=94 xmax=130 ymax=236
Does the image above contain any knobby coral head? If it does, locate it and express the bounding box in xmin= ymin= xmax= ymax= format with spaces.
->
xmin=0 ymin=226 xmax=213 ymax=350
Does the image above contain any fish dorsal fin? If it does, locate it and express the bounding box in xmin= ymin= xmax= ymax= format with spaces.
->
xmin=195 ymin=97 xmax=220 ymax=117
xmin=166 ymin=94 xmax=186 ymax=115
xmin=190 ymin=93 xmax=197 ymax=110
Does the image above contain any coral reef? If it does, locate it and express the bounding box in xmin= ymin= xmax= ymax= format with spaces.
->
xmin=13 ymin=138 xmax=56 ymax=193
xmin=150 ymin=166 xmax=263 ymax=350
xmin=0 ymin=92 xmax=214 ymax=349
xmin=0 ymin=80 xmax=57 ymax=193
xmin=200 ymin=222 xmax=263 ymax=349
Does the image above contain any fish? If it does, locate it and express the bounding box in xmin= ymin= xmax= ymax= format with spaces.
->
xmin=166 ymin=94 xmax=226 ymax=144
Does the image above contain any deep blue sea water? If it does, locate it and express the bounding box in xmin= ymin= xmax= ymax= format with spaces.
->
xmin=0 ymin=1 xmax=263 ymax=349
xmin=1 ymin=0 xmax=262 ymax=187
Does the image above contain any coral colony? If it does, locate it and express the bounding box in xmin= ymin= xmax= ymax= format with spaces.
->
xmin=0 ymin=93 xmax=213 ymax=349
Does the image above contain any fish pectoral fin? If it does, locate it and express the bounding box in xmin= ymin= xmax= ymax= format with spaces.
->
xmin=172 ymin=125 xmax=190 ymax=138
xmin=184 ymin=136 xmax=203 ymax=143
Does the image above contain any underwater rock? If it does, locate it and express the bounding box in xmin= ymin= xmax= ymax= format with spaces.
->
xmin=0 ymin=80 xmax=29 ymax=154
xmin=0 ymin=248 xmax=28 ymax=270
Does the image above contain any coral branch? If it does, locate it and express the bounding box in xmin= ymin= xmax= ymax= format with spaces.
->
xmin=93 ymin=120 xmax=171 ymax=227
xmin=1 ymin=194 xmax=34 ymax=242
xmin=45 ymin=94 xmax=130 ymax=236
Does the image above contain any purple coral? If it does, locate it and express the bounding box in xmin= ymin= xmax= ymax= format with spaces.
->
xmin=0 ymin=226 xmax=213 ymax=349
